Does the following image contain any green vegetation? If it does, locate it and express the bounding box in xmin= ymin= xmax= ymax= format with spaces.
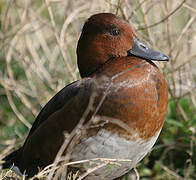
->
xmin=137 ymin=98 xmax=196 ymax=179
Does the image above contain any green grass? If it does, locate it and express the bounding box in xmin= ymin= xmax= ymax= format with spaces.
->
xmin=136 ymin=98 xmax=196 ymax=179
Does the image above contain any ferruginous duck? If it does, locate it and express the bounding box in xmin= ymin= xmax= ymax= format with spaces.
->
xmin=2 ymin=13 xmax=169 ymax=179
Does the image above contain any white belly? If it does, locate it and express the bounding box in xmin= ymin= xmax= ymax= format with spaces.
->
xmin=71 ymin=128 xmax=161 ymax=179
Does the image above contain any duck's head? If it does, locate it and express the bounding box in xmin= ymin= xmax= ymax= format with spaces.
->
xmin=77 ymin=13 xmax=169 ymax=78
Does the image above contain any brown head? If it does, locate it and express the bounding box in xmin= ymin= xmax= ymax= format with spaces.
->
xmin=77 ymin=13 xmax=169 ymax=78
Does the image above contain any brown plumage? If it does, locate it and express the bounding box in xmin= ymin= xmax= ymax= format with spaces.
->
xmin=2 ymin=13 xmax=169 ymax=179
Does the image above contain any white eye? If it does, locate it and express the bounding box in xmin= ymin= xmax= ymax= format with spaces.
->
xmin=110 ymin=29 xmax=120 ymax=36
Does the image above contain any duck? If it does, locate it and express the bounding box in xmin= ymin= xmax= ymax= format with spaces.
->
xmin=2 ymin=13 xmax=169 ymax=179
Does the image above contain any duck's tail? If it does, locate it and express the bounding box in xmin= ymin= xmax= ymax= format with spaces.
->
xmin=1 ymin=148 xmax=23 ymax=176
xmin=2 ymin=148 xmax=20 ymax=169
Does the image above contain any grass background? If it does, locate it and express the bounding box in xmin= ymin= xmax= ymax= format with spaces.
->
xmin=0 ymin=0 xmax=196 ymax=179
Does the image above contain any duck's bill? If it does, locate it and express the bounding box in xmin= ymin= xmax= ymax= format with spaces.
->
xmin=127 ymin=37 xmax=169 ymax=61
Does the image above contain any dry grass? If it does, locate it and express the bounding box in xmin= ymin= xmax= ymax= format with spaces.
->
xmin=0 ymin=0 xmax=196 ymax=179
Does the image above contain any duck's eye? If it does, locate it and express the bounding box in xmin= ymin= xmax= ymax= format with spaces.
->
xmin=110 ymin=29 xmax=120 ymax=36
